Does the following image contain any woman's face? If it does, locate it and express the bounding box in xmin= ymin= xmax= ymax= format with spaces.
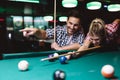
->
xmin=90 ymin=35 xmax=101 ymax=46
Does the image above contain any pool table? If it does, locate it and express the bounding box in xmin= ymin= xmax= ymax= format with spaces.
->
xmin=0 ymin=47 xmax=120 ymax=80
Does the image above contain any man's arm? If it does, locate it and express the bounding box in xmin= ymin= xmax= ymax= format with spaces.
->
xmin=113 ymin=19 xmax=120 ymax=24
xmin=19 ymin=28 xmax=48 ymax=39
xmin=51 ymin=42 xmax=81 ymax=50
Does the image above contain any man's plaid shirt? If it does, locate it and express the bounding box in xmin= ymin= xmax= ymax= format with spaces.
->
xmin=46 ymin=25 xmax=85 ymax=47
xmin=105 ymin=22 xmax=120 ymax=41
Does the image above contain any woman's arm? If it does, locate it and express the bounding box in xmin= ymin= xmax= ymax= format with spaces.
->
xmin=76 ymin=37 xmax=91 ymax=55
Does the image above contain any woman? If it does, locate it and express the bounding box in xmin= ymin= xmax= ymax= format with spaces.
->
xmin=66 ymin=18 xmax=120 ymax=59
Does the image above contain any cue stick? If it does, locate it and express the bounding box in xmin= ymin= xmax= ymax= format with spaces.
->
xmin=53 ymin=0 xmax=56 ymax=42
xmin=41 ymin=46 xmax=101 ymax=61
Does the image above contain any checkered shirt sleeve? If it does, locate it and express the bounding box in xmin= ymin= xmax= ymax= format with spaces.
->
xmin=105 ymin=23 xmax=119 ymax=36
xmin=46 ymin=28 xmax=54 ymax=39
xmin=46 ymin=25 xmax=85 ymax=47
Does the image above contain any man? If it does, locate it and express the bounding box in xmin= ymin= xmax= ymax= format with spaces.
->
xmin=20 ymin=10 xmax=85 ymax=50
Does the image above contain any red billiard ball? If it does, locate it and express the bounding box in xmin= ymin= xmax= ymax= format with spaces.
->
xmin=53 ymin=69 xmax=66 ymax=80
xmin=59 ymin=56 xmax=67 ymax=64
xmin=101 ymin=64 xmax=114 ymax=78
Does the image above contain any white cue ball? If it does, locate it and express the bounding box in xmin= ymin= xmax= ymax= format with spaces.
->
xmin=54 ymin=53 xmax=59 ymax=57
xmin=18 ymin=60 xmax=29 ymax=71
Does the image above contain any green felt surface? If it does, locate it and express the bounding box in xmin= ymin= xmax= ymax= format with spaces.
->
xmin=0 ymin=49 xmax=120 ymax=80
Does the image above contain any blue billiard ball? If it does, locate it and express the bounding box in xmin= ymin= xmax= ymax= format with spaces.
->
xmin=59 ymin=56 xmax=67 ymax=64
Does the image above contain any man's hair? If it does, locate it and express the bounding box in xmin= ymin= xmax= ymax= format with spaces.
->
xmin=67 ymin=9 xmax=81 ymax=20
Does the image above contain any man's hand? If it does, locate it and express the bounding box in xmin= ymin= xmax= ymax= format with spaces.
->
xmin=51 ymin=42 xmax=62 ymax=50
xmin=19 ymin=28 xmax=39 ymax=37
xmin=65 ymin=51 xmax=78 ymax=60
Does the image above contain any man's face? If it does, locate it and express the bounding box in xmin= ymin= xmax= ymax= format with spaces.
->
xmin=66 ymin=17 xmax=81 ymax=35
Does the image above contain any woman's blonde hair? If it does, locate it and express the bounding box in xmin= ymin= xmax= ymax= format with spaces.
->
xmin=89 ymin=18 xmax=106 ymax=39
xmin=88 ymin=18 xmax=108 ymax=45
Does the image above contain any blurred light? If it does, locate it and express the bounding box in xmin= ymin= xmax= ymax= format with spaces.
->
xmin=62 ymin=0 xmax=78 ymax=8
xmin=107 ymin=4 xmax=120 ymax=12
xmin=24 ymin=16 xmax=33 ymax=22
xmin=0 ymin=18 xmax=4 ymax=22
xmin=103 ymin=5 xmax=108 ymax=8
xmin=8 ymin=33 xmax=12 ymax=39
xmin=9 ymin=0 xmax=39 ymax=3
xmin=87 ymin=1 xmax=102 ymax=10
xmin=59 ymin=16 xmax=67 ymax=22
xmin=43 ymin=16 xmax=53 ymax=21
xmin=24 ymin=4 xmax=32 ymax=14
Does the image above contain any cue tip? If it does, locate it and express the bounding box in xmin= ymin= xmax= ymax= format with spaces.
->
xmin=40 ymin=59 xmax=44 ymax=61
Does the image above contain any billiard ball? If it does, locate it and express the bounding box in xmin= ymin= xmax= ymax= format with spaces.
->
xmin=48 ymin=54 xmax=55 ymax=62
xmin=54 ymin=53 xmax=59 ymax=57
xmin=101 ymin=64 xmax=114 ymax=78
xmin=53 ymin=69 xmax=66 ymax=80
xmin=18 ymin=60 xmax=29 ymax=71
xmin=59 ymin=56 xmax=67 ymax=64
